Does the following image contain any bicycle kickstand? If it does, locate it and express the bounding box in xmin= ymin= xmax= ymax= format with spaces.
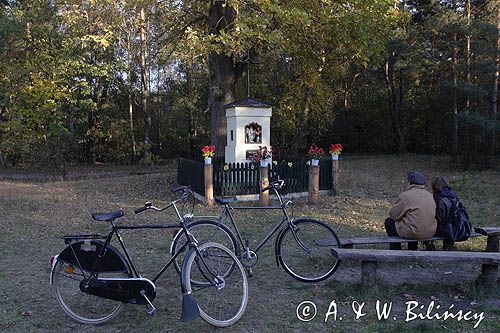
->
xmin=140 ymin=290 xmax=156 ymax=315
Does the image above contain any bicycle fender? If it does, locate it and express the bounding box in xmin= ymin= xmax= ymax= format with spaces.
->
xmin=180 ymin=246 xmax=197 ymax=293
xmin=57 ymin=240 xmax=129 ymax=273
xmin=179 ymin=246 xmax=200 ymax=321
xmin=274 ymin=228 xmax=288 ymax=268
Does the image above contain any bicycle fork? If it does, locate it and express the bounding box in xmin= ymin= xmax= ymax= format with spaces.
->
xmin=274 ymin=223 xmax=312 ymax=268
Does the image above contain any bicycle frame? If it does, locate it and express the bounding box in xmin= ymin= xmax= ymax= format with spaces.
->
xmin=62 ymin=195 xmax=217 ymax=289
xmin=215 ymin=187 xmax=299 ymax=254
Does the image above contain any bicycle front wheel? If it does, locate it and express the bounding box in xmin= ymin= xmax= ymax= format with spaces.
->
xmin=277 ymin=218 xmax=341 ymax=283
xmin=51 ymin=260 xmax=130 ymax=325
xmin=184 ymin=242 xmax=248 ymax=327
xmin=171 ymin=219 xmax=239 ymax=281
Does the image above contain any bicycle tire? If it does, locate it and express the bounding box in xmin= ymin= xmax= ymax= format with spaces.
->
xmin=51 ymin=260 xmax=130 ymax=325
xmin=171 ymin=219 xmax=239 ymax=280
xmin=184 ymin=242 xmax=248 ymax=327
xmin=276 ymin=218 xmax=341 ymax=283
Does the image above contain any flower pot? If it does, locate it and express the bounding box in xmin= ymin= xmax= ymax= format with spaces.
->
xmin=204 ymin=157 xmax=212 ymax=165
xmin=311 ymin=159 xmax=319 ymax=166
xmin=331 ymin=154 xmax=339 ymax=161
xmin=260 ymin=160 xmax=268 ymax=167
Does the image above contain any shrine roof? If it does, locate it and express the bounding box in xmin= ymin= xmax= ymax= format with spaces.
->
xmin=225 ymin=97 xmax=273 ymax=108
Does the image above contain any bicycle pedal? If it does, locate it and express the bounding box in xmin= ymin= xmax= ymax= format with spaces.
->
xmin=246 ymin=268 xmax=254 ymax=277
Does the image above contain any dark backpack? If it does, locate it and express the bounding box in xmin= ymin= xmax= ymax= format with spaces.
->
xmin=443 ymin=198 xmax=472 ymax=242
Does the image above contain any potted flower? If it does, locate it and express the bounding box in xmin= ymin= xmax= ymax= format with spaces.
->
xmin=201 ymin=145 xmax=215 ymax=164
xmin=253 ymin=145 xmax=272 ymax=167
xmin=329 ymin=143 xmax=343 ymax=160
xmin=307 ymin=144 xmax=324 ymax=166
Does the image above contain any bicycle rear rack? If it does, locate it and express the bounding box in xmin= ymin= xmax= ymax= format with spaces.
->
xmin=62 ymin=234 xmax=107 ymax=244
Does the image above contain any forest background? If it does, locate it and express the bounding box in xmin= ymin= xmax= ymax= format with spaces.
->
xmin=0 ymin=0 xmax=498 ymax=170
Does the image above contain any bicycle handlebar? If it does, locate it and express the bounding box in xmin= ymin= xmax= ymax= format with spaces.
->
xmin=134 ymin=186 xmax=193 ymax=215
xmin=171 ymin=185 xmax=191 ymax=194
xmin=134 ymin=202 xmax=152 ymax=214
xmin=261 ymin=180 xmax=285 ymax=193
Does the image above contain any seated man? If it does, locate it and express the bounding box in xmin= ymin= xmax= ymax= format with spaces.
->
xmin=384 ymin=171 xmax=437 ymax=250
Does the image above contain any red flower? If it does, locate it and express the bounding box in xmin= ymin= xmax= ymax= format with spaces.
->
xmin=252 ymin=145 xmax=272 ymax=162
xmin=329 ymin=143 xmax=343 ymax=155
xmin=201 ymin=145 xmax=216 ymax=158
xmin=307 ymin=144 xmax=325 ymax=159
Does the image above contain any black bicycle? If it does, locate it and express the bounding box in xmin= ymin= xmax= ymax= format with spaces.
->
xmin=50 ymin=186 xmax=248 ymax=327
xmin=171 ymin=180 xmax=342 ymax=283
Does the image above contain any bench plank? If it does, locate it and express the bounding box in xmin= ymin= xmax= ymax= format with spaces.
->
xmin=316 ymin=232 xmax=482 ymax=247
xmin=475 ymin=227 xmax=500 ymax=236
xmin=331 ymin=248 xmax=500 ymax=265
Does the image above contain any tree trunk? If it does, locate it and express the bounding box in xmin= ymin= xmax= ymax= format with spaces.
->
xmin=140 ymin=7 xmax=151 ymax=159
xmin=463 ymin=0 xmax=472 ymax=169
xmin=127 ymin=29 xmax=137 ymax=158
xmin=451 ymin=1 xmax=459 ymax=162
xmin=186 ymin=66 xmax=196 ymax=159
xmin=0 ymin=150 xmax=6 ymax=168
xmin=207 ymin=1 xmax=237 ymax=155
xmin=489 ymin=7 xmax=500 ymax=168
xmin=86 ymin=52 xmax=98 ymax=164
xmin=385 ymin=54 xmax=406 ymax=154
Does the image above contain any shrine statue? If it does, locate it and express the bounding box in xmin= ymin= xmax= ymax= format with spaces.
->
xmin=245 ymin=123 xmax=262 ymax=143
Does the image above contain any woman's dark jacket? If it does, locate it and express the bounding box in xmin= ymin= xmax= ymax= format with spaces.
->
xmin=433 ymin=188 xmax=458 ymax=237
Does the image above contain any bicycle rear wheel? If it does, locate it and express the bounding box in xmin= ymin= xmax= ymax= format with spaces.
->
xmin=51 ymin=260 xmax=130 ymax=324
xmin=171 ymin=220 xmax=239 ymax=281
xmin=184 ymin=242 xmax=248 ymax=327
xmin=277 ymin=218 xmax=341 ymax=283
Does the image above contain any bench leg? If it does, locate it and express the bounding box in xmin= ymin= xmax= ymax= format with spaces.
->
xmin=479 ymin=235 xmax=499 ymax=285
xmin=361 ymin=261 xmax=377 ymax=288
xmin=480 ymin=265 xmax=498 ymax=286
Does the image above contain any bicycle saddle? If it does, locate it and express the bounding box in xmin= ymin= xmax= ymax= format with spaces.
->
xmin=215 ymin=197 xmax=237 ymax=205
xmin=92 ymin=209 xmax=124 ymax=221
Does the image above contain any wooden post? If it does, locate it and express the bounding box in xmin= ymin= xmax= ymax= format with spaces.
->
xmin=259 ymin=164 xmax=269 ymax=206
xmin=204 ymin=163 xmax=214 ymax=206
xmin=331 ymin=159 xmax=339 ymax=196
xmin=479 ymin=235 xmax=499 ymax=285
xmin=309 ymin=164 xmax=319 ymax=204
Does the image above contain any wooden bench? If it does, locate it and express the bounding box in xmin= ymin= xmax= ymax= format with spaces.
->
xmin=474 ymin=227 xmax=500 ymax=283
xmin=316 ymin=232 xmax=483 ymax=249
xmin=331 ymin=248 xmax=500 ymax=287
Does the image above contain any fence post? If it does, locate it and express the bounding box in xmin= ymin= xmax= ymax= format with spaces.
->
xmin=259 ymin=164 xmax=269 ymax=206
xmin=331 ymin=158 xmax=340 ymax=196
xmin=204 ymin=163 xmax=214 ymax=206
xmin=309 ymin=164 xmax=319 ymax=204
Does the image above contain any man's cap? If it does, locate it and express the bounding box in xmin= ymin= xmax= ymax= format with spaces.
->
xmin=407 ymin=171 xmax=427 ymax=185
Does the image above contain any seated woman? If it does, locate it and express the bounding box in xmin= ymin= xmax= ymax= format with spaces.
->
xmin=431 ymin=176 xmax=457 ymax=250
